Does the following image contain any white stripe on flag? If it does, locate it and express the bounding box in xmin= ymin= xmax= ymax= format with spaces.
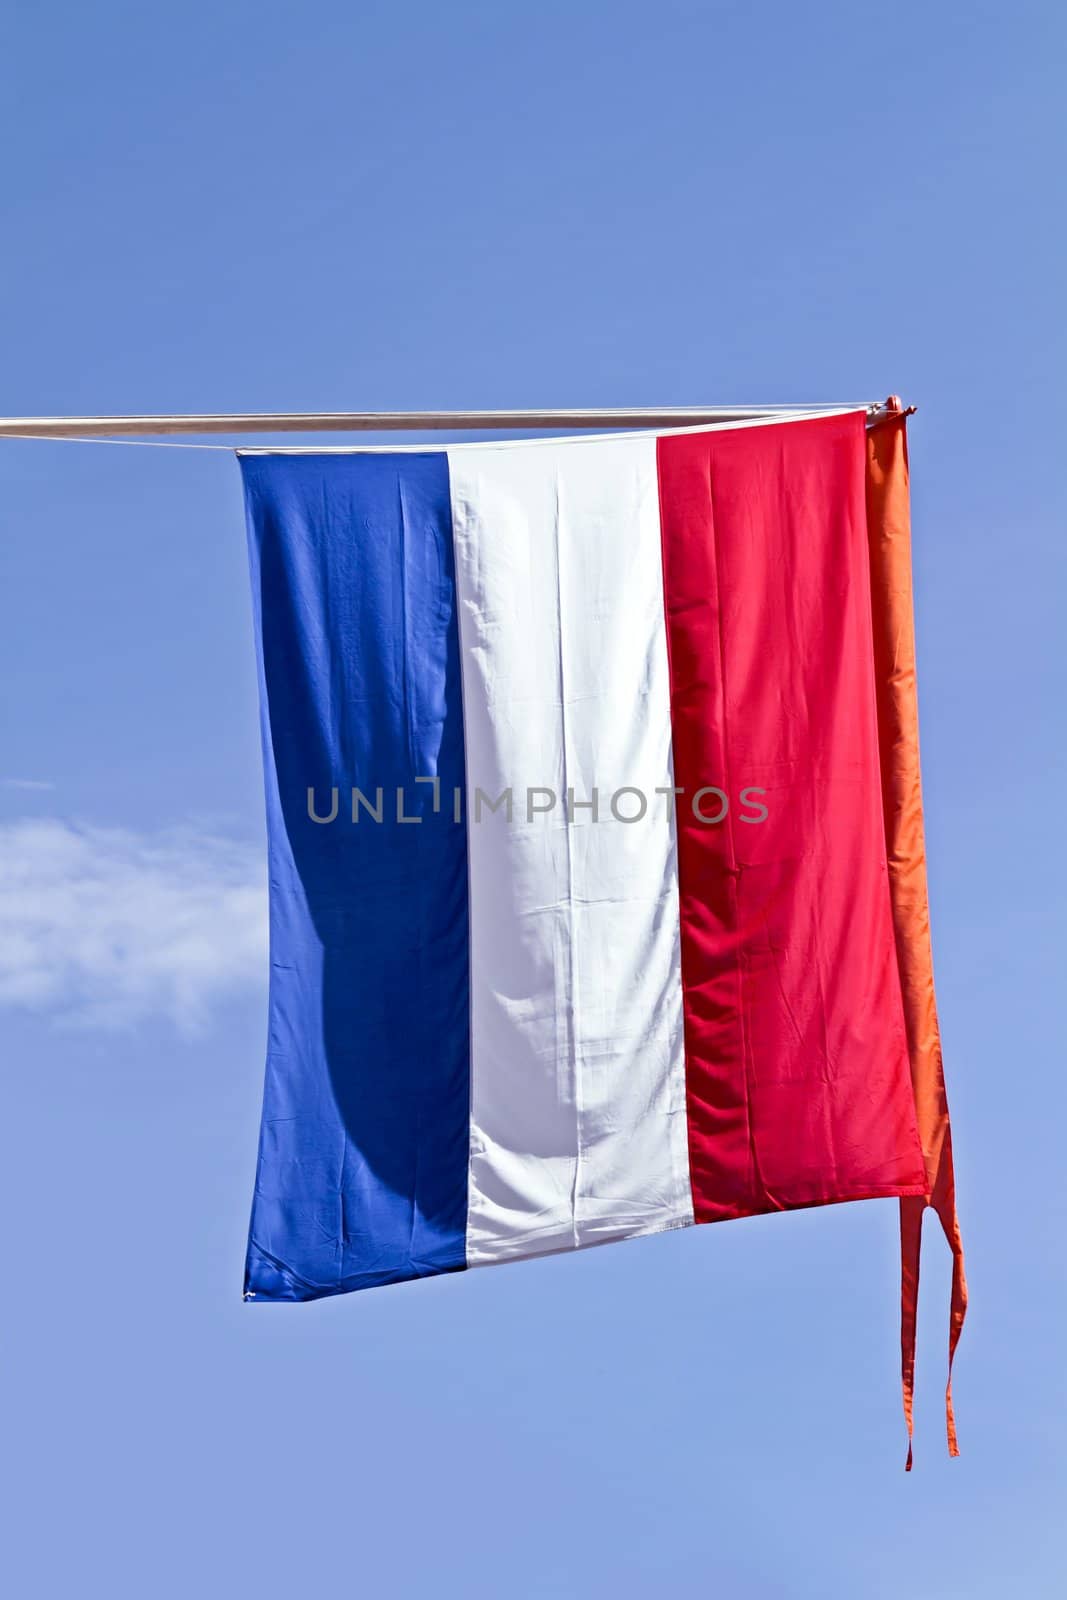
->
xmin=449 ymin=435 xmax=693 ymax=1265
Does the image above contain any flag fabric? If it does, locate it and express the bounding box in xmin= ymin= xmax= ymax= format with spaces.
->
xmin=239 ymin=408 xmax=962 ymax=1453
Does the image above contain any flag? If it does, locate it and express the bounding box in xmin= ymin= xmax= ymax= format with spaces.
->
xmin=239 ymin=409 xmax=962 ymax=1454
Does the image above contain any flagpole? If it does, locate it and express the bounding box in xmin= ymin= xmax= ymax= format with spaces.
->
xmin=0 ymin=403 xmax=891 ymax=440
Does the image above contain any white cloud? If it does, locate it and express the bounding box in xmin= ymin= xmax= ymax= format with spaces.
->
xmin=0 ymin=818 xmax=268 ymax=1032
xmin=1 ymin=778 xmax=55 ymax=791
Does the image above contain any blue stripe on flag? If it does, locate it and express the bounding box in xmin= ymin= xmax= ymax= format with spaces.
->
xmin=241 ymin=452 xmax=470 ymax=1299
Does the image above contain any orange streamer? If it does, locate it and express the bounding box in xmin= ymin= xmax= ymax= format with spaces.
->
xmin=865 ymin=402 xmax=967 ymax=1469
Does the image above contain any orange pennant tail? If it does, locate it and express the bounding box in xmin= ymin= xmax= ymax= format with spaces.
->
xmin=866 ymin=407 xmax=966 ymax=1469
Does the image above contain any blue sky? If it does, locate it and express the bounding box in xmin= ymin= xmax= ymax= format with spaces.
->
xmin=2 ymin=2 xmax=1065 ymax=1594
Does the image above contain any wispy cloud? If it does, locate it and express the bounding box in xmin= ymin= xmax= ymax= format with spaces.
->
xmin=1 ymin=778 xmax=55 ymax=792
xmin=0 ymin=818 xmax=268 ymax=1031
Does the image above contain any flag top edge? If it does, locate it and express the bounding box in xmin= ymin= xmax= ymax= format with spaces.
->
xmin=235 ymin=407 xmax=865 ymax=456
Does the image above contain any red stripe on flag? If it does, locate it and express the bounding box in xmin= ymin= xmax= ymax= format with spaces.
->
xmin=656 ymin=415 xmax=926 ymax=1224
